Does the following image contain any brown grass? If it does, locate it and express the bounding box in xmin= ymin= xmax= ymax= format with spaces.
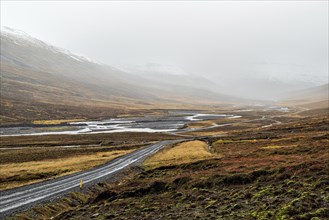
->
xmin=186 ymin=117 xmax=245 ymax=129
xmin=186 ymin=120 xmax=216 ymax=128
xmin=32 ymin=119 xmax=84 ymax=125
xmin=10 ymin=114 xmax=329 ymax=220
xmin=261 ymin=145 xmax=298 ymax=149
xmin=180 ymin=131 xmax=227 ymax=136
xmin=0 ymin=132 xmax=178 ymax=190
xmin=210 ymin=117 xmax=329 ymax=174
xmin=0 ymin=149 xmax=133 ymax=190
xmin=143 ymin=140 xmax=219 ymax=169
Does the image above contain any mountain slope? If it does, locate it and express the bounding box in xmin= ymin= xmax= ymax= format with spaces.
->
xmin=280 ymin=84 xmax=328 ymax=109
xmin=0 ymin=27 xmax=239 ymax=124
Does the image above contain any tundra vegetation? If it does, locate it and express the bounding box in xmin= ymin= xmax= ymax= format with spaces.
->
xmin=0 ymin=132 xmax=176 ymax=190
xmin=7 ymin=108 xmax=328 ymax=220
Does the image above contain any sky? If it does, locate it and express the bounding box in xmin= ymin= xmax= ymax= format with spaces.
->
xmin=1 ymin=1 xmax=328 ymax=99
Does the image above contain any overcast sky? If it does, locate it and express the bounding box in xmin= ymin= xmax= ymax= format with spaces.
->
xmin=1 ymin=1 xmax=328 ymax=98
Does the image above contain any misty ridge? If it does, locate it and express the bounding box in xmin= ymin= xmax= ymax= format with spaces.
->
xmin=0 ymin=1 xmax=328 ymax=125
xmin=1 ymin=1 xmax=328 ymax=101
xmin=1 ymin=26 xmax=327 ymax=103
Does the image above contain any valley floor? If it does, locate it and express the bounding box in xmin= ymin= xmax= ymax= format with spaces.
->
xmin=3 ymin=107 xmax=329 ymax=219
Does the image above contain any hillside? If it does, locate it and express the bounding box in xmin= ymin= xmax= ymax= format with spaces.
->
xmin=280 ymin=84 xmax=328 ymax=109
xmin=0 ymin=27 xmax=238 ymax=124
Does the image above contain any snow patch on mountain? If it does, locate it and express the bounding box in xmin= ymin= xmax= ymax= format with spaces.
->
xmin=1 ymin=26 xmax=99 ymax=64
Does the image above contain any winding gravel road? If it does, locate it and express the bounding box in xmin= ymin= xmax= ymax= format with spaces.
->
xmin=0 ymin=107 xmax=295 ymax=217
xmin=0 ymin=139 xmax=184 ymax=217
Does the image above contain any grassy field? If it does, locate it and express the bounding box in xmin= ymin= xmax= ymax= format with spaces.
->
xmin=0 ymin=132 xmax=178 ymax=190
xmin=32 ymin=119 xmax=84 ymax=125
xmin=143 ymin=140 xmax=218 ymax=169
xmin=12 ymin=110 xmax=328 ymax=220
xmin=4 ymin=107 xmax=329 ymax=219
xmin=0 ymin=148 xmax=133 ymax=190
xmin=0 ymin=132 xmax=177 ymax=149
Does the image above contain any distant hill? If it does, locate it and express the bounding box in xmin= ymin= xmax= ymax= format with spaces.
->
xmin=280 ymin=84 xmax=328 ymax=109
xmin=0 ymin=27 xmax=239 ymax=124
